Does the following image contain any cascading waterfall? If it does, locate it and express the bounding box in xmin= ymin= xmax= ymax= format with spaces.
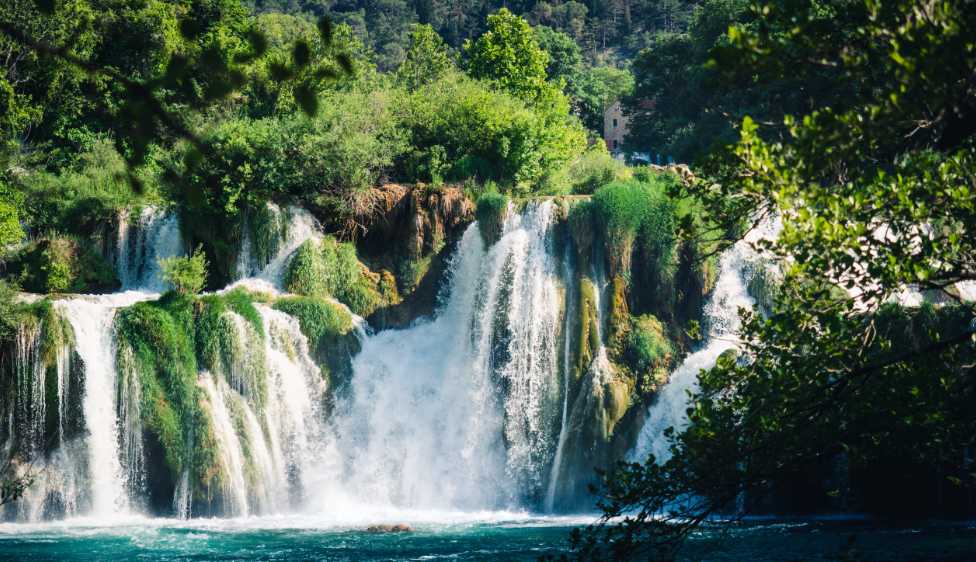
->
xmin=630 ymin=221 xmax=778 ymax=464
xmin=4 ymin=316 xmax=84 ymax=522
xmin=235 ymin=204 xmax=322 ymax=284
xmin=56 ymin=295 xmax=154 ymax=517
xmin=116 ymin=207 xmax=185 ymax=291
xmin=314 ymin=201 xmax=570 ymax=511
xmin=544 ymin=242 xmax=576 ymax=512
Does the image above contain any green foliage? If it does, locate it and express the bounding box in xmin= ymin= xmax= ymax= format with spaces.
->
xmin=3 ymin=235 xmax=118 ymax=294
xmin=196 ymin=289 xmax=267 ymax=409
xmin=620 ymin=314 xmax=672 ymax=390
xmin=474 ymin=191 xmax=509 ymax=246
xmin=0 ymin=280 xmax=25 ymax=340
xmin=115 ymin=295 xmax=214 ymax=489
xmin=285 ymin=240 xmax=329 ymax=298
xmin=463 ymin=9 xmax=552 ymax=102
xmin=3 ymin=140 xmax=147 ymax=238
xmin=160 ymin=246 xmax=208 ymax=296
xmin=283 ymin=235 xmax=390 ymax=317
xmin=583 ymin=0 xmax=976 ymax=556
xmin=570 ymin=65 xmax=634 ymax=133
xmin=397 ymin=24 xmax=454 ymax=90
xmin=0 ymin=198 xmax=22 ymax=248
xmin=564 ymin=145 xmax=629 ymax=195
xmin=397 ymin=71 xmax=586 ymax=191
xmin=247 ymin=14 xmax=359 ymax=118
xmin=591 ymin=177 xmax=676 ymax=280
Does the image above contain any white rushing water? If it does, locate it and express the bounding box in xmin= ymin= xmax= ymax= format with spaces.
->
xmin=314 ymin=201 xmax=568 ymax=511
xmin=631 ymin=221 xmax=778 ymax=464
xmin=235 ymin=204 xmax=322 ymax=284
xmin=56 ymin=292 xmax=158 ymax=518
xmin=116 ymin=207 xmax=185 ymax=292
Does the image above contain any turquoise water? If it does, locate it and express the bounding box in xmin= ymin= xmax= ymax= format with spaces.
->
xmin=0 ymin=514 xmax=973 ymax=561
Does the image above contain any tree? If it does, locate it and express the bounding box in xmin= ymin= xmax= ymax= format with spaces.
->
xmin=572 ymin=65 xmax=633 ymax=132
xmin=0 ymin=198 xmax=22 ymax=248
xmin=397 ymin=23 xmax=454 ymax=90
xmin=579 ymin=0 xmax=976 ymax=557
xmin=463 ymin=8 xmax=551 ymax=101
xmin=533 ymin=25 xmax=582 ymax=87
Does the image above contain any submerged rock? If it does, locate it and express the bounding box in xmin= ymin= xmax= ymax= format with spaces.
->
xmin=365 ymin=523 xmax=413 ymax=533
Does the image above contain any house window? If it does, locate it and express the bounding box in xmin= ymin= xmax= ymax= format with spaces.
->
xmin=612 ymin=118 xmax=618 ymax=128
xmin=613 ymin=140 xmax=619 ymax=150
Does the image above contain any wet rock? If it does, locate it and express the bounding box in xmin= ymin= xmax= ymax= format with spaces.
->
xmin=365 ymin=523 xmax=413 ymax=533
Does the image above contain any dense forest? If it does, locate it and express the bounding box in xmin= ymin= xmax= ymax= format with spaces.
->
xmin=1 ymin=0 xmax=974 ymax=559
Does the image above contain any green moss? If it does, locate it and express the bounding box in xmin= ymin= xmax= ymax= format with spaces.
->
xmin=576 ymin=278 xmax=600 ymax=382
xmin=475 ymin=192 xmax=509 ymax=246
xmin=284 ymin=236 xmax=397 ymax=318
xmin=620 ymin=314 xmax=673 ymax=394
xmin=115 ymin=296 xmax=211 ymax=484
xmin=196 ymin=290 xmax=267 ymax=410
xmin=273 ymin=296 xmax=353 ymax=345
xmin=114 ymin=294 xmax=226 ymax=504
xmin=249 ymin=204 xmax=287 ymax=269
xmin=591 ymin=179 xmax=676 ymax=282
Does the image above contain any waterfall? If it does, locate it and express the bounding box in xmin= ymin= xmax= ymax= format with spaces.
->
xmin=235 ymin=204 xmax=322 ymax=284
xmin=4 ymin=317 xmax=84 ymax=521
xmin=116 ymin=207 xmax=184 ymax=291
xmin=314 ymin=201 xmax=568 ymax=511
xmin=56 ymin=294 xmax=153 ymax=517
xmin=631 ymin=221 xmax=778 ymax=464
xmin=256 ymin=304 xmax=326 ymax=506
xmin=545 ymin=242 xmax=576 ymax=511
xmin=199 ymin=373 xmax=250 ymax=516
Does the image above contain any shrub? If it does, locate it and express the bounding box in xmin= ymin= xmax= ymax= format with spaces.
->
xmin=475 ymin=192 xmax=509 ymax=246
xmin=567 ymin=148 xmax=629 ymax=195
xmin=285 ymin=240 xmax=328 ymax=298
xmin=4 ymin=236 xmax=118 ymax=294
xmin=396 ymin=71 xmax=586 ymax=192
xmin=0 ymin=199 xmax=23 ymax=248
xmin=622 ymin=314 xmax=672 ymax=376
xmin=591 ymin=178 xmax=676 ymax=281
xmin=160 ymin=246 xmax=208 ymax=296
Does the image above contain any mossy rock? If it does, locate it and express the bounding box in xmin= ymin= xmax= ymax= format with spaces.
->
xmin=619 ymin=314 xmax=674 ymax=396
xmin=475 ymin=192 xmax=509 ymax=247
xmin=5 ymin=237 xmax=119 ymax=294
xmin=576 ymin=278 xmax=600 ymax=382
xmin=567 ymin=200 xmax=595 ymax=272
xmin=283 ymin=236 xmax=398 ymax=318
xmin=114 ymin=294 xmax=222 ymax=515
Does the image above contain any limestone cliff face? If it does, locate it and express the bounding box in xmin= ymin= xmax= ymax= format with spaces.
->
xmin=352 ymin=184 xmax=474 ymax=329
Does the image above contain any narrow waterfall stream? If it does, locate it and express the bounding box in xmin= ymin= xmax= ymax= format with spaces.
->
xmin=631 ymin=220 xmax=778 ymax=463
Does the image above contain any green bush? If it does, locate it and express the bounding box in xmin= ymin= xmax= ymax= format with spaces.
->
xmin=114 ymin=295 xmax=215 ymax=488
xmin=4 ymin=236 xmax=118 ymax=294
xmin=475 ymin=192 xmax=509 ymax=246
xmin=622 ymin=314 xmax=672 ymax=376
xmin=396 ymin=71 xmax=587 ymax=192
xmin=591 ymin=178 xmax=676 ymax=280
xmin=566 ymin=148 xmax=629 ymax=195
xmin=0 ymin=199 xmax=23 ymax=248
xmin=160 ymin=247 xmax=208 ymax=296
xmin=285 ymin=240 xmax=329 ymax=298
